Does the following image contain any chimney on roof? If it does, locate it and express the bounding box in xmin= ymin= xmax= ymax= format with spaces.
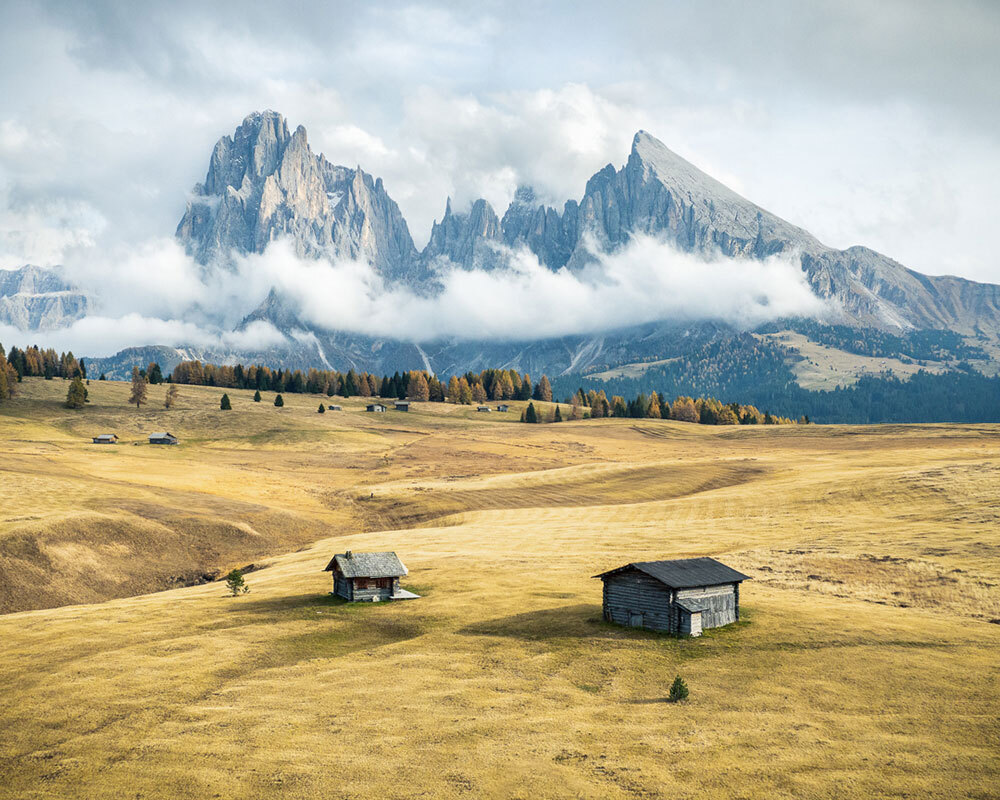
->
xmin=345 ymin=550 xmax=352 ymax=559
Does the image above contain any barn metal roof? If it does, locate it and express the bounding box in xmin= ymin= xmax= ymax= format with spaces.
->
xmin=594 ymin=557 xmax=750 ymax=588
xmin=324 ymin=551 xmax=408 ymax=578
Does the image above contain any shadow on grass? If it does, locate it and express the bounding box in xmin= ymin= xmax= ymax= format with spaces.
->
xmin=458 ymin=604 xmax=664 ymax=642
xmin=214 ymin=593 xmax=430 ymax=676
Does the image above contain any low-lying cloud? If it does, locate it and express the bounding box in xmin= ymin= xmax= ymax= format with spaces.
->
xmin=2 ymin=235 xmax=830 ymax=357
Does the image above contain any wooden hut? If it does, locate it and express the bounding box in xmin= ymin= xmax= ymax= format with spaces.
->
xmin=476 ymin=405 xmax=491 ymax=412
xmin=496 ymin=404 xmax=509 ymax=412
xmin=366 ymin=403 xmax=387 ymax=413
xmin=327 ymin=404 xmax=343 ymax=411
xmin=594 ymin=557 xmax=750 ymax=636
xmin=92 ymin=433 xmax=118 ymax=444
xmin=394 ymin=400 xmax=410 ymax=411
xmin=323 ymin=551 xmax=418 ymax=602
xmin=148 ymin=432 xmax=179 ymax=445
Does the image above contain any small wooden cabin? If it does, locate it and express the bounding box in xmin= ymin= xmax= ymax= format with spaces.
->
xmin=594 ymin=557 xmax=750 ymax=636
xmin=366 ymin=403 xmax=387 ymax=413
xmin=394 ymin=400 xmax=410 ymax=411
xmin=92 ymin=433 xmax=118 ymax=444
xmin=327 ymin=404 xmax=343 ymax=411
xmin=476 ymin=405 xmax=491 ymax=412
xmin=148 ymin=432 xmax=179 ymax=445
xmin=496 ymin=404 xmax=509 ymax=412
xmin=324 ymin=551 xmax=416 ymax=602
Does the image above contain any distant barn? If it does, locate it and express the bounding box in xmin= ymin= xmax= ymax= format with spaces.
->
xmin=327 ymin=404 xmax=342 ymax=411
xmin=496 ymin=404 xmax=509 ymax=412
xmin=148 ymin=432 xmax=178 ymax=445
xmin=323 ymin=550 xmax=419 ymax=602
xmin=476 ymin=405 xmax=491 ymax=412
xmin=92 ymin=434 xmax=118 ymax=444
xmin=594 ymin=557 xmax=750 ymax=636
xmin=394 ymin=400 xmax=410 ymax=411
xmin=366 ymin=403 xmax=387 ymax=413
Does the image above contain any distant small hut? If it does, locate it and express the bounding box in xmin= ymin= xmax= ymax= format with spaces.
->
xmin=327 ymin=404 xmax=343 ymax=411
xmin=394 ymin=400 xmax=410 ymax=411
xmin=366 ymin=403 xmax=387 ymax=413
xmin=148 ymin=432 xmax=179 ymax=445
xmin=496 ymin=404 xmax=509 ymax=412
xmin=594 ymin=557 xmax=750 ymax=636
xmin=92 ymin=433 xmax=118 ymax=444
xmin=323 ymin=550 xmax=419 ymax=602
xmin=476 ymin=405 xmax=491 ymax=412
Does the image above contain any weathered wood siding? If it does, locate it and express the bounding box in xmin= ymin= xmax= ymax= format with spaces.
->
xmin=679 ymin=610 xmax=703 ymax=636
xmin=602 ymin=572 xmax=741 ymax=634
xmin=676 ymin=584 xmax=737 ymax=629
xmin=349 ymin=577 xmax=395 ymax=602
xmin=333 ymin=575 xmax=351 ymax=599
xmin=602 ymin=570 xmax=674 ymax=632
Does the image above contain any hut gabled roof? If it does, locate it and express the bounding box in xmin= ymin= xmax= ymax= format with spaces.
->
xmin=593 ymin=557 xmax=750 ymax=588
xmin=324 ymin=551 xmax=408 ymax=578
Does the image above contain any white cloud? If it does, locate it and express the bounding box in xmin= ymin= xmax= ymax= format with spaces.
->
xmin=239 ymin=236 xmax=829 ymax=342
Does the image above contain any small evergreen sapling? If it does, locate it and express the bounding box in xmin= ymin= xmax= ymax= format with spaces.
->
xmin=253 ymin=390 xmax=262 ymax=402
xmin=274 ymin=394 xmax=284 ymax=407
xmin=318 ymin=403 xmax=325 ymax=413
xmin=65 ymin=376 xmax=87 ymax=408
xmin=225 ymin=569 xmax=249 ymax=596
xmin=668 ymin=675 xmax=689 ymax=703
xmin=220 ymin=393 xmax=231 ymax=410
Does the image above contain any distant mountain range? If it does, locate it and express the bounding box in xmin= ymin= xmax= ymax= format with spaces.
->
xmin=6 ymin=110 xmax=1000 ymax=387
xmin=0 ymin=266 xmax=89 ymax=331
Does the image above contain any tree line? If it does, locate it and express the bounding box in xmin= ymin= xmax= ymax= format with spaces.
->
xmin=168 ymin=361 xmax=557 ymax=405
xmin=519 ymin=390 xmax=799 ymax=425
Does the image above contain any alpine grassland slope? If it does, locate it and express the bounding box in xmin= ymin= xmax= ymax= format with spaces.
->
xmin=1 ymin=378 xmax=998 ymax=798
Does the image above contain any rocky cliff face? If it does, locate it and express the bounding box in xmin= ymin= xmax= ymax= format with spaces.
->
xmin=0 ymin=266 xmax=89 ymax=330
xmin=435 ymin=131 xmax=1000 ymax=335
xmin=167 ymin=111 xmax=1000 ymax=377
xmin=176 ymin=111 xmax=418 ymax=280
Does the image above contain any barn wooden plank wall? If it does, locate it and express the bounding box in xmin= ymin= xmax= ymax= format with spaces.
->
xmin=602 ymin=568 xmax=740 ymax=634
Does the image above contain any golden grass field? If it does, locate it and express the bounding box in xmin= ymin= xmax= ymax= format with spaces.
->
xmin=1 ymin=377 xmax=999 ymax=799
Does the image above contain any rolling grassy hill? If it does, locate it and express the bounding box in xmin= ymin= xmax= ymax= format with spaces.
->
xmin=1 ymin=378 xmax=998 ymax=798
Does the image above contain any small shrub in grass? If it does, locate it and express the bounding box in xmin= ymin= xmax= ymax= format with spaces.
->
xmin=220 ymin=393 xmax=231 ymax=410
xmin=225 ymin=569 xmax=249 ymax=596
xmin=253 ymin=390 xmax=261 ymax=402
xmin=318 ymin=403 xmax=325 ymax=413
xmin=668 ymin=675 xmax=689 ymax=703
xmin=274 ymin=394 xmax=284 ymax=407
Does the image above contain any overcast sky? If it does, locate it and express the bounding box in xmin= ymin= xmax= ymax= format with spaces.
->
xmin=1 ymin=0 xmax=998 ymax=282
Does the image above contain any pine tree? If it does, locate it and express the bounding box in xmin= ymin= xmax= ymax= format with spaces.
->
xmin=525 ymin=402 xmax=538 ymax=423
xmin=65 ymin=376 xmax=87 ymax=408
xmin=99 ymin=373 xmax=106 ymax=381
xmin=274 ymin=394 xmax=284 ymax=407
xmin=165 ymin=384 xmax=179 ymax=409
xmin=318 ymin=403 xmax=326 ymax=413
xmin=220 ymin=393 xmax=231 ymax=410
xmin=536 ymin=375 xmax=552 ymax=402
xmin=668 ymin=675 xmax=689 ymax=702
xmin=147 ymin=362 xmax=163 ymax=384
xmin=128 ymin=366 xmax=148 ymax=408
xmin=253 ymin=390 xmax=261 ymax=402
xmin=225 ymin=569 xmax=250 ymax=596
xmin=407 ymin=371 xmax=430 ymax=401
xmin=458 ymin=377 xmax=473 ymax=405
xmin=447 ymin=375 xmax=461 ymax=404
xmin=554 ymin=405 xmax=562 ymax=422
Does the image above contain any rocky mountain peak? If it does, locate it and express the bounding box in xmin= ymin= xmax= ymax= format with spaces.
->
xmin=176 ymin=111 xmax=417 ymax=278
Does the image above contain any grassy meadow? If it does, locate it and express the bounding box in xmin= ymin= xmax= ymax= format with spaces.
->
xmin=1 ymin=377 xmax=999 ymax=799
